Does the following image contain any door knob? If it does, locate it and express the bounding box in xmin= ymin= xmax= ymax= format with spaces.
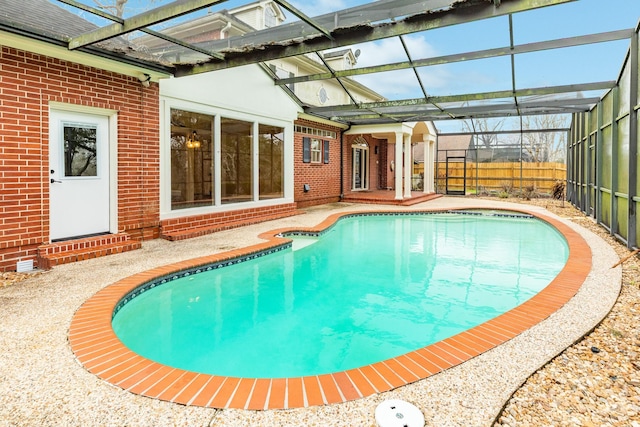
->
xmin=50 ymin=178 xmax=62 ymax=184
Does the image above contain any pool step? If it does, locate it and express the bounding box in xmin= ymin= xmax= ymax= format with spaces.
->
xmin=342 ymin=191 xmax=442 ymax=206
xmin=36 ymin=233 xmax=142 ymax=270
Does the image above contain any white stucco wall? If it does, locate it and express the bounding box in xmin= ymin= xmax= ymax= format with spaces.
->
xmin=159 ymin=65 xmax=301 ymax=219
xmin=161 ymin=65 xmax=300 ymax=122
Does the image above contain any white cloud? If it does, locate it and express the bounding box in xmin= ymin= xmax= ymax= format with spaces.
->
xmin=349 ymin=36 xmax=517 ymax=99
xmin=353 ymin=70 xmax=421 ymax=100
xmin=353 ymin=35 xmax=439 ymax=68
xmin=348 ymin=35 xmax=448 ymax=99
xmin=353 ymin=67 xmax=453 ymax=100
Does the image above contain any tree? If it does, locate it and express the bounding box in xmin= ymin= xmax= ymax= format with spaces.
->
xmin=94 ymin=0 xmax=128 ymax=17
xmin=461 ymin=117 xmax=505 ymax=149
xmin=521 ymin=114 xmax=570 ymax=163
xmin=93 ymin=0 xmax=159 ymax=18
xmin=64 ymin=126 xmax=97 ymax=176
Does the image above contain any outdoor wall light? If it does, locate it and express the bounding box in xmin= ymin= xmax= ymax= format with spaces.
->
xmin=303 ymin=184 xmax=310 ymax=192
xmin=138 ymin=73 xmax=152 ymax=87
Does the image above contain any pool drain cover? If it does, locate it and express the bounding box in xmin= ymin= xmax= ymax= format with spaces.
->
xmin=375 ymin=399 xmax=425 ymax=427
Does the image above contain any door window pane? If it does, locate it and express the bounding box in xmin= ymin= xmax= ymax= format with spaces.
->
xmin=170 ymin=109 xmax=214 ymax=210
xmin=259 ymin=124 xmax=284 ymax=200
xmin=221 ymin=118 xmax=253 ymax=204
xmin=352 ymin=138 xmax=369 ymax=190
xmin=354 ymin=149 xmax=362 ymax=189
xmin=63 ymin=124 xmax=97 ymax=177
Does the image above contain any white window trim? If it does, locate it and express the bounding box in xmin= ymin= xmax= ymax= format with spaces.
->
xmin=160 ymin=98 xmax=294 ymax=220
xmin=310 ymin=138 xmax=322 ymax=163
xmin=264 ymin=5 xmax=277 ymax=28
xmin=351 ymin=138 xmax=370 ymax=191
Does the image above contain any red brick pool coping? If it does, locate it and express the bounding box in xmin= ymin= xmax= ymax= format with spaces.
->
xmin=68 ymin=207 xmax=591 ymax=410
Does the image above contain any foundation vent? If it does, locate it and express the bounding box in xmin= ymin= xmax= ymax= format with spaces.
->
xmin=16 ymin=259 xmax=34 ymax=272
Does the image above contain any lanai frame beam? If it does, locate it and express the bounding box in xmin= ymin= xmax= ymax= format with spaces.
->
xmin=272 ymin=0 xmax=334 ymax=41
xmin=328 ymin=97 xmax=600 ymax=122
xmin=179 ymin=0 xmax=577 ymax=76
xmin=276 ymin=29 xmax=633 ymax=86
xmin=59 ymin=0 xmax=225 ymax=59
xmin=306 ymin=81 xmax=616 ymax=114
xmin=68 ymin=0 xmax=229 ymax=50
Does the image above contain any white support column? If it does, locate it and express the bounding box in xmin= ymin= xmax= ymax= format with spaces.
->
xmin=403 ymin=134 xmax=412 ymax=198
xmin=428 ymin=139 xmax=435 ymax=193
xmin=213 ymin=114 xmax=222 ymax=206
xmin=423 ymin=135 xmax=436 ymax=193
xmin=422 ymin=137 xmax=429 ymax=194
xmin=252 ymin=121 xmax=259 ymax=201
xmin=394 ymin=132 xmax=403 ymax=200
xmin=429 ymin=137 xmax=436 ymax=193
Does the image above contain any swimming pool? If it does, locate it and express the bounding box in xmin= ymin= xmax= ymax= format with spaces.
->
xmin=69 ymin=207 xmax=591 ymax=410
xmin=112 ymin=212 xmax=568 ymax=378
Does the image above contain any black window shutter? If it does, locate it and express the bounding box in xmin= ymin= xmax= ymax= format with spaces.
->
xmin=303 ymin=137 xmax=311 ymax=163
xmin=323 ymin=140 xmax=329 ymax=164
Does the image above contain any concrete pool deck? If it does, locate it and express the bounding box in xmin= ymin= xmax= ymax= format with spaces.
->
xmin=0 ymin=197 xmax=621 ymax=426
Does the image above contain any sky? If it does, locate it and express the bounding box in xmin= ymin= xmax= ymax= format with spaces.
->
xmin=74 ymin=0 xmax=640 ymax=99
xmin=67 ymin=0 xmax=640 ymax=131
xmin=287 ymin=0 xmax=640 ymax=132
xmin=282 ymin=0 xmax=640 ymax=99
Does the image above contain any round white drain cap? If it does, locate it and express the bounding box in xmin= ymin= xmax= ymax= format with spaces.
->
xmin=375 ymin=399 xmax=425 ymax=427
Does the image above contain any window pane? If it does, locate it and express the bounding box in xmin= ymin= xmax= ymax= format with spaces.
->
xmin=311 ymin=138 xmax=321 ymax=163
xmin=259 ymin=124 xmax=284 ymax=200
xmin=170 ymin=109 xmax=214 ymax=210
xmin=63 ymin=124 xmax=97 ymax=177
xmin=221 ymin=118 xmax=253 ymax=204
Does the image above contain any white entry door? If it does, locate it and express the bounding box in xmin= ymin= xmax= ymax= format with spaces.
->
xmin=49 ymin=110 xmax=110 ymax=241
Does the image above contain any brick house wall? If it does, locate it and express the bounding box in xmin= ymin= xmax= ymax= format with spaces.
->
xmin=159 ymin=203 xmax=298 ymax=240
xmin=293 ymin=119 xmax=343 ymax=208
xmin=0 ymin=47 xmax=363 ymax=271
xmin=343 ymin=134 xmax=387 ymax=191
xmin=378 ymin=138 xmax=392 ymax=190
xmin=0 ymin=46 xmax=160 ymax=271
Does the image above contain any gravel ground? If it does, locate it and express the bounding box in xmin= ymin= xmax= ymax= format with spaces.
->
xmin=493 ymin=198 xmax=640 ymax=427
xmin=0 ymin=197 xmax=630 ymax=426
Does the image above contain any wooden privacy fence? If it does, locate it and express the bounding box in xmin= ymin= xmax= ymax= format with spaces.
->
xmin=414 ymin=162 xmax=566 ymax=194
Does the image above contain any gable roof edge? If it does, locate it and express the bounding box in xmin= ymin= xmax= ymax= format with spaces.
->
xmin=0 ymin=29 xmax=172 ymax=80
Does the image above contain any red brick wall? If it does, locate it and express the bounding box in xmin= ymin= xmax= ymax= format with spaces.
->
xmin=0 ymin=46 xmax=160 ymax=271
xmin=379 ymin=139 xmax=392 ymax=190
xmin=0 ymin=48 xmax=363 ymax=271
xmin=294 ymin=119 xmax=343 ymax=208
xmin=186 ymin=30 xmax=222 ymax=44
xmin=160 ymin=203 xmax=298 ymax=238
xmin=343 ymin=134 xmax=386 ymax=191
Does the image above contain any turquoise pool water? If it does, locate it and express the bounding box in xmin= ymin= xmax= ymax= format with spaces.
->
xmin=112 ymin=212 xmax=569 ymax=378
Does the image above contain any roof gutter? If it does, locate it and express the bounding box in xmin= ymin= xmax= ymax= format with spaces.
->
xmin=0 ymin=24 xmax=175 ymax=77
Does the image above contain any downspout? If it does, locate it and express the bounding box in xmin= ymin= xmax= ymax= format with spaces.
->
xmin=340 ymin=124 xmax=352 ymax=200
xmin=220 ymin=22 xmax=232 ymax=39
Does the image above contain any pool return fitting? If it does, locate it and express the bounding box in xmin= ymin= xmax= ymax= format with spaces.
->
xmin=375 ymin=399 xmax=425 ymax=427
